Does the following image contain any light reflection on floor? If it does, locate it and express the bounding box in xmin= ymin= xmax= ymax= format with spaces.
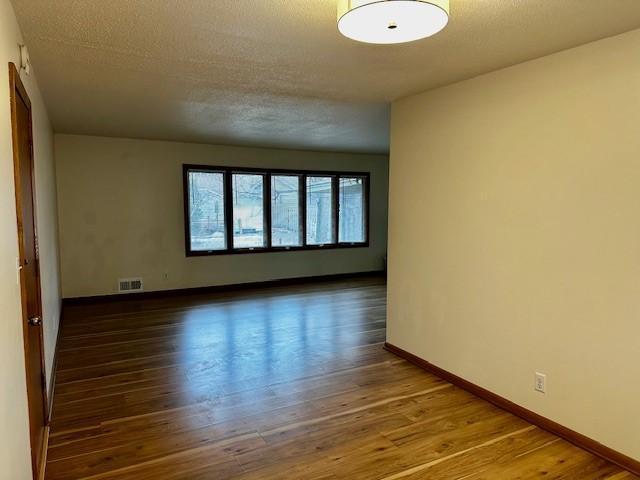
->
xmin=177 ymin=288 xmax=382 ymax=415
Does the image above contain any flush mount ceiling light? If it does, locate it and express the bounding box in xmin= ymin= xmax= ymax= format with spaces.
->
xmin=337 ymin=0 xmax=449 ymax=45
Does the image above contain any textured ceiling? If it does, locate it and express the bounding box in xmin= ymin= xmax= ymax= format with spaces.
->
xmin=11 ymin=0 xmax=640 ymax=153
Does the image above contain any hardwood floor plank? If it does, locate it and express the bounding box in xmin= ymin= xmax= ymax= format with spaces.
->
xmin=50 ymin=346 xmax=407 ymax=433
xmin=380 ymin=427 xmax=556 ymax=480
xmin=457 ymin=438 xmax=624 ymax=479
xmin=48 ymin=365 xmax=436 ymax=462
xmin=48 ymin=358 xmax=404 ymax=447
xmin=46 ymin=277 xmax=635 ymax=479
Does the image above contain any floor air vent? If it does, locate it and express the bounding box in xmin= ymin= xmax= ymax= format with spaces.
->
xmin=118 ymin=278 xmax=144 ymax=293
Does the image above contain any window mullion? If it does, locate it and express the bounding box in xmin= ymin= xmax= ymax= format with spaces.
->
xmin=332 ymin=176 xmax=339 ymax=245
xmin=301 ymin=175 xmax=307 ymax=247
xmin=224 ymin=169 xmax=233 ymax=251
xmin=264 ymin=173 xmax=272 ymax=249
xmin=365 ymin=175 xmax=370 ymax=244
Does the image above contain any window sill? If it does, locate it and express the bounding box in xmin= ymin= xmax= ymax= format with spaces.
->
xmin=186 ymin=243 xmax=369 ymax=257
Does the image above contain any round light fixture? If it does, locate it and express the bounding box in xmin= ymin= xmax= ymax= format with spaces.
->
xmin=337 ymin=0 xmax=449 ymax=45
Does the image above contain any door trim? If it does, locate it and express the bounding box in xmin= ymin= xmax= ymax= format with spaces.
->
xmin=9 ymin=62 xmax=49 ymax=480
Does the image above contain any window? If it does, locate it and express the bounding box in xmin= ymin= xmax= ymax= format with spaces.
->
xmin=271 ymin=175 xmax=302 ymax=247
xmin=339 ymin=177 xmax=366 ymax=243
xmin=187 ymin=170 xmax=226 ymax=251
xmin=184 ymin=165 xmax=369 ymax=256
xmin=232 ymin=173 xmax=266 ymax=249
xmin=306 ymin=176 xmax=334 ymax=246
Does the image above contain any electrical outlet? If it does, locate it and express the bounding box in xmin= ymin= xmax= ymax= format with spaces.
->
xmin=535 ymin=372 xmax=547 ymax=394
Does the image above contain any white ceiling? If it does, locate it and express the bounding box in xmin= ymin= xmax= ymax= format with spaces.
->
xmin=11 ymin=0 xmax=640 ymax=154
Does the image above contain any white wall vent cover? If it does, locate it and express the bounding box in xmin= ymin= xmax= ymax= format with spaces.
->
xmin=118 ymin=277 xmax=144 ymax=293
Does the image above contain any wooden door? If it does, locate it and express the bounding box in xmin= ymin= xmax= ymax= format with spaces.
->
xmin=9 ymin=62 xmax=48 ymax=479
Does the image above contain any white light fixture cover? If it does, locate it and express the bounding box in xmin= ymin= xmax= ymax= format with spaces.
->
xmin=338 ymin=0 xmax=449 ymax=45
xmin=19 ymin=44 xmax=31 ymax=75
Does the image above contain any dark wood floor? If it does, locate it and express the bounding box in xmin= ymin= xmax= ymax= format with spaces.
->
xmin=46 ymin=276 xmax=636 ymax=479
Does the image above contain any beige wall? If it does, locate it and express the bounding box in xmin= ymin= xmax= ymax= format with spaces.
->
xmin=388 ymin=28 xmax=640 ymax=460
xmin=55 ymin=135 xmax=388 ymax=298
xmin=0 ymin=0 xmax=61 ymax=479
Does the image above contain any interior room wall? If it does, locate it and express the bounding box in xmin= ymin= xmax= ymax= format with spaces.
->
xmin=54 ymin=134 xmax=388 ymax=299
xmin=0 ymin=0 xmax=62 ymax=478
xmin=388 ymin=28 xmax=640 ymax=461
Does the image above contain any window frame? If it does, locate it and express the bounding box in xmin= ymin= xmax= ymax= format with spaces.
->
xmin=230 ymin=171 xmax=268 ymax=251
xmin=270 ymin=173 xmax=304 ymax=249
xmin=338 ymin=176 xmax=368 ymax=244
xmin=305 ymin=175 xmax=337 ymax=247
xmin=184 ymin=166 xmax=229 ymax=253
xmin=183 ymin=164 xmax=370 ymax=257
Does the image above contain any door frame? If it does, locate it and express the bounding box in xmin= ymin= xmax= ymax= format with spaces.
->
xmin=9 ymin=62 xmax=49 ymax=479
